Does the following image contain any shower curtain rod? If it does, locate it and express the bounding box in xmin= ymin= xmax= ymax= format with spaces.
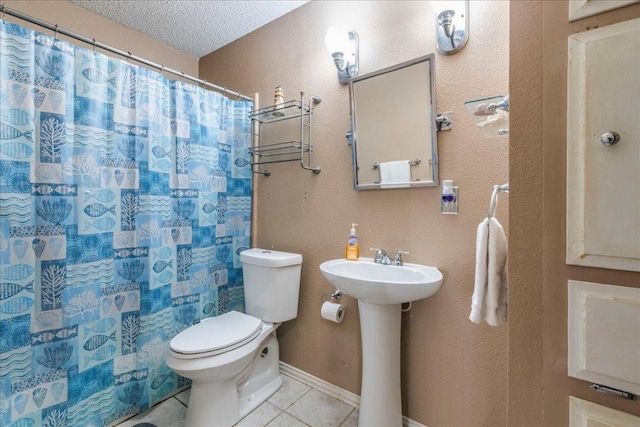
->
xmin=1 ymin=5 xmax=252 ymax=101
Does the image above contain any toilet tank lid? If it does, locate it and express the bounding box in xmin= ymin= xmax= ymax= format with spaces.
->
xmin=240 ymin=248 xmax=302 ymax=267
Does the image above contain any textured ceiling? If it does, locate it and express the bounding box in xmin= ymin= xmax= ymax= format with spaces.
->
xmin=68 ymin=0 xmax=309 ymax=59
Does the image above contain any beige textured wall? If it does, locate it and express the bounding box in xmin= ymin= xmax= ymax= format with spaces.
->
xmin=508 ymin=1 xmax=544 ymax=425
xmin=4 ymin=1 xmax=198 ymax=77
xmin=201 ymin=1 xmax=509 ymax=426
xmin=509 ymin=1 xmax=640 ymax=425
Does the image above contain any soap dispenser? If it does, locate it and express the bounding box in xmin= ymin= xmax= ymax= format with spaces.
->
xmin=345 ymin=223 xmax=359 ymax=261
xmin=441 ymin=180 xmax=459 ymax=214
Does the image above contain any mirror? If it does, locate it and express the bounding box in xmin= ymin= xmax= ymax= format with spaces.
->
xmin=349 ymin=54 xmax=438 ymax=189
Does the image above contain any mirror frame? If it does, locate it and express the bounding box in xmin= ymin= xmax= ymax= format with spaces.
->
xmin=349 ymin=54 xmax=438 ymax=190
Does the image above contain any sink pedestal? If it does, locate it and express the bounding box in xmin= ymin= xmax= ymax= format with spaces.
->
xmin=318 ymin=258 xmax=443 ymax=427
xmin=358 ymin=301 xmax=402 ymax=427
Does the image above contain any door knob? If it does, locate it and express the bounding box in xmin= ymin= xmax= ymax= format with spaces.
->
xmin=600 ymin=131 xmax=620 ymax=146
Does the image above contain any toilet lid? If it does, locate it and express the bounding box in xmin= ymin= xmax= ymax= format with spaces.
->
xmin=169 ymin=311 xmax=262 ymax=355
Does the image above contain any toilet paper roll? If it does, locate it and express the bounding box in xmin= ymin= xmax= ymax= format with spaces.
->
xmin=321 ymin=301 xmax=345 ymax=323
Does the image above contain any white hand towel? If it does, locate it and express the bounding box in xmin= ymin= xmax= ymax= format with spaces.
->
xmin=470 ymin=217 xmax=508 ymax=326
xmin=469 ymin=218 xmax=489 ymax=324
xmin=485 ymin=217 xmax=508 ymax=326
xmin=379 ymin=160 xmax=411 ymax=188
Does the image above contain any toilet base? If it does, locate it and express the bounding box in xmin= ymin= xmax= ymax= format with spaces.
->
xmin=238 ymin=375 xmax=282 ymax=420
xmin=185 ymin=375 xmax=282 ymax=427
xmin=181 ymin=333 xmax=282 ymax=427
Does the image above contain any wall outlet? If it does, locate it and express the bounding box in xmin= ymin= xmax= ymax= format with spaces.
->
xmin=441 ymin=186 xmax=459 ymax=214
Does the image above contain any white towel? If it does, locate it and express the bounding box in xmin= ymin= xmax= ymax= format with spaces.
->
xmin=469 ymin=217 xmax=508 ymax=326
xmin=379 ymin=161 xmax=411 ymax=188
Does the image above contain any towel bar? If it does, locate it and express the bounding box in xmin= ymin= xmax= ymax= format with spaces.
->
xmin=372 ymin=158 xmax=421 ymax=169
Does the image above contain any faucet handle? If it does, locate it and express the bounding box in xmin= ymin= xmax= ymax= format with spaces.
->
xmin=393 ymin=250 xmax=409 ymax=265
xmin=369 ymin=247 xmax=387 ymax=255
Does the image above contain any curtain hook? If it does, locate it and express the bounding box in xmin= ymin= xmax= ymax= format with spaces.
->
xmin=92 ymin=38 xmax=96 ymax=51
xmin=223 ymin=87 xmax=228 ymax=96
xmin=127 ymin=51 xmax=132 ymax=63
xmin=201 ymin=79 xmax=207 ymax=89
xmin=54 ymin=24 xmax=59 ymax=40
xmin=2 ymin=4 xmax=6 ymax=22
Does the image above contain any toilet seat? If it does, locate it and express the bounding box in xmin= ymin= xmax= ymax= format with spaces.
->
xmin=170 ymin=311 xmax=262 ymax=359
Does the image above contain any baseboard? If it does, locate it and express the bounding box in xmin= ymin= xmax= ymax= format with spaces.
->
xmin=279 ymin=361 xmax=427 ymax=427
xmin=404 ymin=417 xmax=429 ymax=427
xmin=279 ymin=361 xmax=360 ymax=408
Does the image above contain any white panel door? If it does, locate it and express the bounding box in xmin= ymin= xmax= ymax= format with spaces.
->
xmin=570 ymin=397 xmax=640 ymax=427
xmin=567 ymin=18 xmax=640 ymax=272
xmin=569 ymin=0 xmax=640 ymax=22
xmin=568 ymin=280 xmax=640 ymax=394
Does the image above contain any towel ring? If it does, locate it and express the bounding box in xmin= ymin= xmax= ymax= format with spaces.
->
xmin=488 ymin=183 xmax=509 ymax=219
xmin=488 ymin=186 xmax=499 ymax=219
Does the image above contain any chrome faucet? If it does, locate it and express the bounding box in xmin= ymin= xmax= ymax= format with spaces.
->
xmin=370 ymin=248 xmax=392 ymax=265
xmin=370 ymin=248 xmax=409 ymax=266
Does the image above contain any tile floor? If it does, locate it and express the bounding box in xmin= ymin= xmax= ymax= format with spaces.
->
xmin=117 ymin=373 xmax=359 ymax=427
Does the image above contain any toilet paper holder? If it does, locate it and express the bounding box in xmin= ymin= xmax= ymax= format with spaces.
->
xmin=321 ymin=289 xmax=342 ymax=302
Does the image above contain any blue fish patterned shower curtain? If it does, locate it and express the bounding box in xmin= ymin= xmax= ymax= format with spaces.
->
xmin=0 ymin=20 xmax=253 ymax=427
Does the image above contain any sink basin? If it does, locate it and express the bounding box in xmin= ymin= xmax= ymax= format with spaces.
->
xmin=319 ymin=258 xmax=443 ymax=305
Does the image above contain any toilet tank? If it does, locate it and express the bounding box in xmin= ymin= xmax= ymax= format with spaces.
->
xmin=240 ymin=248 xmax=302 ymax=323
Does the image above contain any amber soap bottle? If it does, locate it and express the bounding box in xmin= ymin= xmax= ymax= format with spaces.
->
xmin=345 ymin=223 xmax=359 ymax=261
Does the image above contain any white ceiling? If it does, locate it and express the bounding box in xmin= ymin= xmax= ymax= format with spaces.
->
xmin=68 ymin=0 xmax=310 ymax=59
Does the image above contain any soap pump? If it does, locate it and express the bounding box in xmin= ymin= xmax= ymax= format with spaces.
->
xmin=441 ymin=180 xmax=459 ymax=214
xmin=345 ymin=223 xmax=359 ymax=261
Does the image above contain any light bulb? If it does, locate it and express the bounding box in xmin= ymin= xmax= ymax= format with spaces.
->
xmin=431 ymin=0 xmax=464 ymax=15
xmin=325 ymin=26 xmax=350 ymax=54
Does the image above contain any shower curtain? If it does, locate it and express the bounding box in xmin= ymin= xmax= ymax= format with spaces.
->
xmin=0 ymin=20 xmax=253 ymax=427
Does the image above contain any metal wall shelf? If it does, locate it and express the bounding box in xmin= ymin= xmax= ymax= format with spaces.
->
xmin=249 ymin=92 xmax=321 ymax=176
xmin=249 ymin=100 xmax=308 ymax=123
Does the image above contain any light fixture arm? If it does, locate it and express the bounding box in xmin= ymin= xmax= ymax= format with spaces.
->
xmin=438 ymin=10 xmax=455 ymax=38
xmin=332 ymin=52 xmax=346 ymax=72
xmin=331 ymin=30 xmax=359 ymax=84
xmin=435 ymin=0 xmax=469 ymax=55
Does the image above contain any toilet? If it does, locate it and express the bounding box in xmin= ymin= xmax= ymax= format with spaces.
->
xmin=166 ymin=248 xmax=302 ymax=427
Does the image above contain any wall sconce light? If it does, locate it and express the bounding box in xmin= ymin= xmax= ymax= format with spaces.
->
xmin=325 ymin=27 xmax=359 ymax=84
xmin=432 ymin=0 xmax=469 ymax=55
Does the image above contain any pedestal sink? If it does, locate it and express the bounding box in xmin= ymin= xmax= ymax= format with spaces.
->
xmin=319 ymin=258 xmax=443 ymax=427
